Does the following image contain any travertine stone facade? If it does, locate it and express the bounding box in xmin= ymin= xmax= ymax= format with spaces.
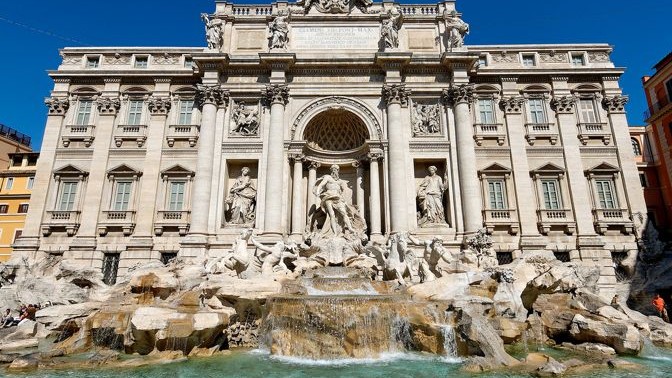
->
xmin=15 ymin=0 xmax=646 ymax=293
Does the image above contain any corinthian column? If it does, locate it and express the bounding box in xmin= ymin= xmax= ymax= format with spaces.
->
xmin=442 ymin=84 xmax=482 ymax=234
xmin=382 ymin=84 xmax=410 ymax=233
xmin=368 ymin=152 xmax=383 ymax=236
xmin=189 ymin=85 xmax=228 ymax=236
xmin=263 ymin=84 xmax=289 ymax=235
xmin=290 ymin=153 xmax=305 ymax=236
xmin=353 ymin=161 xmax=365 ymax=219
xmin=307 ymin=160 xmax=320 ymax=212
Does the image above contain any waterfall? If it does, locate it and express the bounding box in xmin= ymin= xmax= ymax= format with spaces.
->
xmin=641 ymin=337 xmax=672 ymax=361
xmin=440 ymin=325 xmax=459 ymax=361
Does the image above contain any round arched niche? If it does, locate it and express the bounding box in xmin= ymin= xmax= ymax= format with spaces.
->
xmin=303 ymin=109 xmax=369 ymax=152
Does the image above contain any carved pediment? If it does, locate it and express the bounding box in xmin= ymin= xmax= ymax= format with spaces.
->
xmin=585 ymin=162 xmax=620 ymax=176
xmin=479 ymin=163 xmax=511 ymax=177
xmin=53 ymin=164 xmax=89 ymax=179
xmin=107 ymin=164 xmax=143 ymax=179
xmin=161 ymin=164 xmax=195 ymax=179
xmin=531 ymin=163 xmax=565 ymax=176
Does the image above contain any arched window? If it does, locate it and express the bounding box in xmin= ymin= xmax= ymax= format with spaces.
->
xmin=631 ymin=138 xmax=642 ymax=156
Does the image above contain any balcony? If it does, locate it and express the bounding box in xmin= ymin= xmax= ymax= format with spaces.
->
xmin=537 ymin=209 xmax=575 ymax=235
xmin=62 ymin=124 xmax=95 ymax=147
xmin=483 ymin=209 xmax=519 ymax=235
xmin=42 ymin=210 xmax=81 ymax=236
xmin=98 ymin=210 xmax=136 ymax=236
xmin=154 ymin=210 xmax=191 ymax=236
xmin=577 ymin=123 xmax=611 ymax=145
xmin=525 ymin=123 xmax=558 ymax=145
xmin=166 ymin=124 xmax=199 ymax=147
xmin=592 ymin=208 xmax=634 ymax=235
xmin=473 ymin=123 xmax=505 ymax=146
xmin=114 ymin=124 xmax=147 ymax=147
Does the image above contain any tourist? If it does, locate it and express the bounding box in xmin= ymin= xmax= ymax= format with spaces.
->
xmin=611 ymin=294 xmax=620 ymax=309
xmin=1 ymin=309 xmax=13 ymax=328
xmin=652 ymin=294 xmax=669 ymax=322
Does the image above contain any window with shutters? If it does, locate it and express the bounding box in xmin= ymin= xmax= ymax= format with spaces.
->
xmin=58 ymin=181 xmax=79 ymax=211
xmin=578 ymin=98 xmax=598 ymax=123
xmin=27 ymin=177 xmax=34 ymax=190
xmin=595 ymin=179 xmax=617 ymax=209
xmin=5 ymin=178 xmax=13 ymax=190
xmin=488 ymin=180 xmax=507 ymax=210
xmin=631 ymin=138 xmax=642 ymax=156
xmin=75 ymin=100 xmax=93 ymax=125
xmin=168 ymin=181 xmax=186 ymax=211
xmin=127 ymin=100 xmax=144 ymax=125
xmin=477 ymin=99 xmax=496 ymax=124
xmin=177 ymin=100 xmax=195 ymax=125
xmin=17 ymin=204 xmax=29 ymax=214
xmin=528 ymin=98 xmax=547 ymax=124
xmin=112 ymin=181 xmax=132 ymax=211
xmin=0 ymin=205 xmax=8 ymax=214
xmin=541 ymin=179 xmax=562 ymax=210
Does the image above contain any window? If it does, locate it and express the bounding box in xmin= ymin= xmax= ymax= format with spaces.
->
xmin=666 ymin=80 xmax=672 ymax=103
xmin=168 ymin=181 xmax=186 ymax=211
xmin=578 ymin=98 xmax=598 ymax=123
xmin=127 ymin=100 xmax=144 ymax=125
xmin=177 ymin=100 xmax=194 ymax=125
xmin=134 ymin=56 xmax=148 ymax=69
xmin=0 ymin=205 xmax=8 ymax=214
xmin=631 ymin=138 xmax=642 ymax=156
xmin=86 ymin=56 xmax=99 ymax=68
xmin=58 ymin=182 xmax=79 ymax=211
xmin=17 ymin=204 xmax=28 ymax=213
xmin=184 ymin=58 xmax=194 ymax=68
xmin=12 ymin=229 xmax=22 ymax=243
xmin=640 ymin=173 xmax=648 ymax=188
xmin=11 ymin=156 xmax=22 ymax=167
xmin=478 ymin=57 xmax=487 ymax=67
xmin=5 ymin=178 xmax=13 ymax=190
xmin=27 ymin=155 xmax=37 ymax=166
xmin=541 ymin=179 xmax=562 ymax=210
xmin=488 ymin=180 xmax=507 ymax=209
xmin=27 ymin=177 xmax=34 ymax=190
xmin=75 ymin=100 xmax=93 ymax=125
xmin=595 ymin=179 xmax=617 ymax=209
xmin=522 ymin=54 xmax=536 ymax=67
xmin=477 ymin=99 xmax=496 ymax=124
xmin=528 ymin=98 xmax=546 ymax=124
xmin=112 ymin=181 xmax=132 ymax=211
xmin=102 ymin=254 xmax=120 ymax=286
xmin=571 ymin=54 xmax=585 ymax=66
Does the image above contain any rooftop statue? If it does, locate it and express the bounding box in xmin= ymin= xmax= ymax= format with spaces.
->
xmin=381 ymin=6 xmax=402 ymax=50
xmin=268 ymin=13 xmax=289 ymax=50
xmin=200 ymin=13 xmax=223 ymax=51
xmin=444 ymin=10 xmax=469 ymax=51
xmin=298 ymin=0 xmax=373 ymax=14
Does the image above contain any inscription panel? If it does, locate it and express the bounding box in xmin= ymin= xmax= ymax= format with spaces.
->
xmin=292 ymin=26 xmax=380 ymax=50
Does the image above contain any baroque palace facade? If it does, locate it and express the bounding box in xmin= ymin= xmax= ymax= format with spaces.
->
xmin=15 ymin=0 xmax=645 ymax=289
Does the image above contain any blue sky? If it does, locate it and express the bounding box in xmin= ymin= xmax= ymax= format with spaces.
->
xmin=0 ymin=1 xmax=670 ymax=149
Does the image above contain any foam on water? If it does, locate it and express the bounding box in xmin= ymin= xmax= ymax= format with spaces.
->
xmin=251 ymin=349 xmax=459 ymax=366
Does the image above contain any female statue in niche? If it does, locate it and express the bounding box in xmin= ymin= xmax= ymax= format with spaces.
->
xmin=226 ymin=167 xmax=257 ymax=225
xmin=417 ymin=165 xmax=447 ymax=226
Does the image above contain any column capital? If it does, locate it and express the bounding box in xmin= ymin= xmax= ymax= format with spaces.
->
xmin=352 ymin=161 xmax=362 ymax=168
xmin=263 ymin=84 xmax=290 ymax=106
xmin=602 ymin=95 xmax=629 ymax=114
xmin=499 ymin=96 xmax=526 ymax=114
xmin=367 ymin=151 xmax=384 ymax=162
xmin=197 ymin=84 xmax=229 ymax=107
xmin=381 ymin=84 xmax=410 ymax=107
xmin=307 ymin=160 xmax=321 ymax=170
xmin=288 ymin=152 xmax=305 ymax=163
xmin=550 ymin=95 xmax=577 ymax=114
xmin=441 ymin=84 xmax=474 ymax=106
xmin=95 ymin=96 xmax=121 ymax=115
xmin=147 ymin=96 xmax=172 ymax=115
xmin=44 ymin=97 xmax=70 ymax=116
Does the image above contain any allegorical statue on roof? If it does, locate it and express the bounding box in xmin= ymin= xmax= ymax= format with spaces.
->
xmin=268 ymin=12 xmax=289 ymax=50
xmin=381 ymin=6 xmax=403 ymax=50
xmin=200 ymin=13 xmax=223 ymax=51
xmin=298 ymin=0 xmax=373 ymax=14
xmin=444 ymin=10 xmax=469 ymax=51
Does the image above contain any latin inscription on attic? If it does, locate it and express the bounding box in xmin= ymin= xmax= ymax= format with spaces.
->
xmin=292 ymin=26 xmax=380 ymax=50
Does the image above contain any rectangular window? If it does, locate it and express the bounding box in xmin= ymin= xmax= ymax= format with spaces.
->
xmin=13 ymin=229 xmax=22 ymax=243
xmin=134 ymin=56 xmax=148 ymax=68
xmin=579 ymin=99 xmax=598 ymax=123
xmin=11 ymin=156 xmax=22 ymax=167
xmin=168 ymin=181 xmax=186 ymax=211
xmin=571 ymin=54 xmax=585 ymax=66
xmin=127 ymin=100 xmax=144 ymax=125
xmin=596 ymin=180 xmax=617 ymax=209
xmin=478 ymin=57 xmax=487 ymax=67
xmin=639 ymin=173 xmax=648 ymax=188
xmin=102 ymin=254 xmax=120 ymax=286
xmin=488 ymin=180 xmax=507 ymax=210
xmin=27 ymin=177 xmax=34 ymax=190
xmin=541 ymin=179 xmax=562 ymax=210
xmin=528 ymin=98 xmax=546 ymax=124
xmin=522 ymin=54 xmax=536 ymax=67
xmin=17 ymin=204 xmax=29 ymax=214
xmin=5 ymin=178 xmax=13 ymax=190
xmin=666 ymin=80 xmax=672 ymax=103
xmin=477 ymin=99 xmax=496 ymax=124
xmin=58 ymin=182 xmax=78 ymax=211
xmin=112 ymin=181 xmax=132 ymax=211
xmin=184 ymin=58 xmax=194 ymax=68
xmin=75 ymin=100 xmax=93 ymax=125
xmin=0 ymin=205 xmax=8 ymax=214
xmin=86 ymin=56 xmax=99 ymax=68
xmin=178 ymin=100 xmax=194 ymax=125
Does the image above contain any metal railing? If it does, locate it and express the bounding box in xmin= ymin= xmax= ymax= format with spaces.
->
xmin=0 ymin=124 xmax=31 ymax=147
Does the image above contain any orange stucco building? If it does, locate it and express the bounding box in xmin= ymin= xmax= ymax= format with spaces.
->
xmin=639 ymin=52 xmax=672 ymax=232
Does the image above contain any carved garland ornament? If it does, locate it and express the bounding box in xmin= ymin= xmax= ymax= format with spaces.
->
xmin=147 ymin=96 xmax=172 ymax=115
xmin=550 ymin=96 xmax=577 ymax=114
xmin=45 ymin=97 xmax=70 ymax=115
xmin=499 ymin=96 xmax=526 ymax=114
xmin=382 ymin=84 xmax=410 ymax=107
xmin=95 ymin=97 xmax=121 ymax=115
xmin=196 ymin=85 xmax=229 ymax=107
xmin=441 ymin=84 xmax=474 ymax=106
xmin=602 ymin=95 xmax=629 ymax=114
xmin=263 ymin=84 xmax=290 ymax=105
xmin=290 ymin=96 xmax=383 ymax=140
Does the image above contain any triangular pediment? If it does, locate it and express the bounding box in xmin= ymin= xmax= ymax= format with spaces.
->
xmin=53 ymin=164 xmax=88 ymax=178
xmin=531 ymin=163 xmax=565 ymax=175
xmin=107 ymin=164 xmax=142 ymax=178
xmin=479 ymin=163 xmax=511 ymax=174
xmin=585 ymin=162 xmax=620 ymax=175
xmin=161 ymin=164 xmax=195 ymax=178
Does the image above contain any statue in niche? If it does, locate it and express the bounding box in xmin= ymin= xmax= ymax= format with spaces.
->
xmin=206 ymin=228 xmax=254 ymax=277
xmin=201 ymin=13 xmax=223 ymax=51
xmin=417 ymin=166 xmax=447 ymax=226
xmin=268 ymin=13 xmax=289 ymax=50
xmin=381 ymin=7 xmax=402 ymax=50
xmin=225 ymin=167 xmax=257 ymax=225
xmin=250 ymin=237 xmax=299 ymax=276
xmin=309 ymin=165 xmax=366 ymax=238
xmin=411 ymin=103 xmax=441 ymax=136
xmin=231 ymin=103 xmax=259 ymax=136
xmin=444 ymin=10 xmax=469 ymax=51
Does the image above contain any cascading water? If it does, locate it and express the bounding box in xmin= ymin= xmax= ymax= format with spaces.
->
xmin=440 ymin=325 xmax=459 ymax=361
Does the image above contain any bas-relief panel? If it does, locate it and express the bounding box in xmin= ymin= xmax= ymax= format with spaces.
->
xmin=406 ymin=29 xmax=438 ymax=52
xmin=234 ymin=29 xmax=267 ymax=51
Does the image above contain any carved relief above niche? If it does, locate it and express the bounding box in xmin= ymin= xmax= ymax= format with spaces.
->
xmin=411 ymin=101 xmax=441 ymax=137
xmin=230 ymin=101 xmax=260 ymax=136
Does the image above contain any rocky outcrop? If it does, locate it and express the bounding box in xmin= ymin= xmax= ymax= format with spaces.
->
xmin=569 ymin=314 xmax=642 ymax=355
xmin=455 ymin=307 xmax=518 ymax=367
